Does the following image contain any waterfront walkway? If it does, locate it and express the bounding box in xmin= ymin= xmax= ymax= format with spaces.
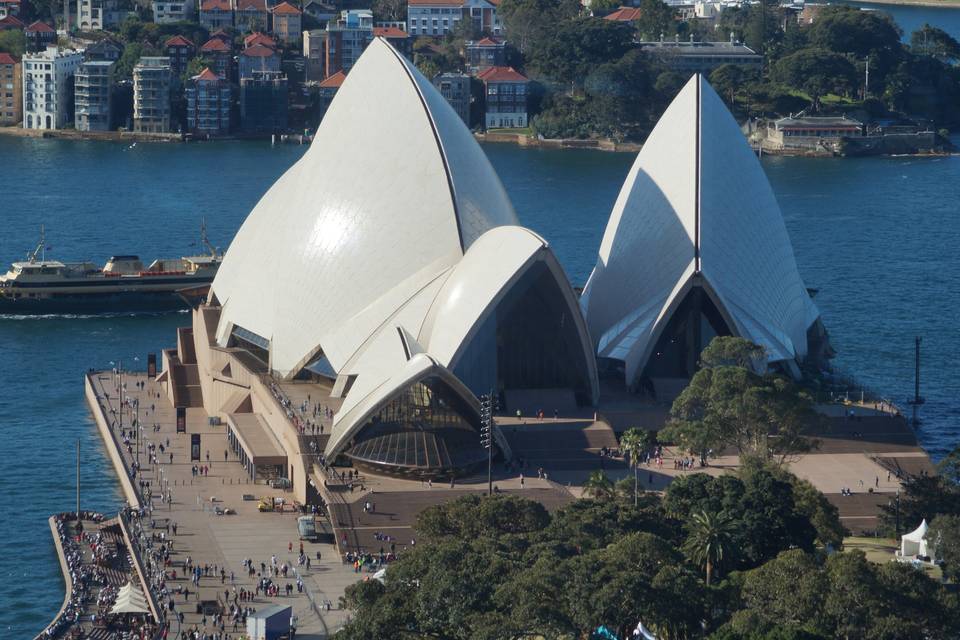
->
xmin=86 ymin=371 xmax=357 ymax=639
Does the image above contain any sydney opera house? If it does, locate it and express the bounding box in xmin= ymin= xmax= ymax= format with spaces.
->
xmin=158 ymin=38 xmax=828 ymax=496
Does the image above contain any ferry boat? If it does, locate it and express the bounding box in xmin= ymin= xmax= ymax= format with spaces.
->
xmin=0 ymin=226 xmax=222 ymax=314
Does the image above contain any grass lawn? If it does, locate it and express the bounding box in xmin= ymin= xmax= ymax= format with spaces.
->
xmin=844 ymin=537 xmax=943 ymax=581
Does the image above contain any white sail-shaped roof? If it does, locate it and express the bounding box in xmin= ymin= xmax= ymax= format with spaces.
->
xmin=581 ymin=74 xmax=819 ymax=383
xmin=211 ymin=37 xmax=517 ymax=378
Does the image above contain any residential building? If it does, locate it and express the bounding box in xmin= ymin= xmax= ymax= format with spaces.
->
xmin=164 ymin=35 xmax=195 ymax=76
xmin=153 ymin=0 xmax=194 ymax=23
xmin=74 ymin=59 xmax=113 ymax=131
xmin=186 ymin=67 xmax=231 ymax=135
xmin=432 ymin=71 xmax=469 ymax=125
xmin=200 ymin=37 xmax=233 ymax=79
xmin=133 ymin=56 xmax=172 ymax=133
xmin=236 ymin=0 xmax=268 ymax=33
xmin=603 ymin=6 xmax=641 ymax=21
xmin=24 ymin=21 xmax=55 ymax=52
xmin=271 ymin=1 xmax=302 ymax=45
xmin=209 ymin=29 xmax=232 ymax=44
xmin=0 ymin=0 xmax=20 ymax=19
xmin=240 ymin=69 xmax=287 ymax=132
xmin=372 ymin=26 xmax=409 ymax=56
xmin=766 ymin=115 xmax=864 ymax=152
xmin=0 ymin=52 xmax=21 ymax=125
xmin=22 ymin=46 xmax=83 ymax=130
xmin=244 ymin=31 xmax=276 ymax=49
xmin=465 ymin=36 xmax=505 ymax=72
xmin=303 ymin=29 xmax=323 ymax=81
xmin=638 ymin=39 xmax=763 ymax=74
xmin=239 ymin=42 xmax=280 ymax=79
xmin=303 ymin=0 xmax=335 ymax=24
xmin=317 ymin=67 xmax=343 ymax=115
xmin=84 ymin=38 xmax=122 ymax=62
xmin=323 ymin=10 xmax=373 ymax=78
xmin=477 ymin=65 xmax=527 ymax=129
xmin=0 ymin=14 xmax=24 ymax=30
xmin=199 ymin=0 xmax=233 ymax=31
xmin=406 ymin=0 xmax=501 ymax=38
xmin=78 ymin=0 xmax=121 ymax=30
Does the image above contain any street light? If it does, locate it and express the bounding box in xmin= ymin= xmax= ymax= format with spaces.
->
xmin=480 ymin=390 xmax=496 ymax=496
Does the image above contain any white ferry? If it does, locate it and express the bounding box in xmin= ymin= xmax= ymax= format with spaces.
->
xmin=0 ymin=226 xmax=221 ymax=314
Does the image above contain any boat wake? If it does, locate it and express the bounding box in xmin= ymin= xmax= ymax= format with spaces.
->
xmin=0 ymin=310 xmax=189 ymax=321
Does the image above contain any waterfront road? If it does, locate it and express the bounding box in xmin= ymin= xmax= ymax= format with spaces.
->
xmin=87 ymin=370 xmax=356 ymax=639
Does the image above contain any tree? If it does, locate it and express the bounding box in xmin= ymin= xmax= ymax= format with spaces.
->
xmin=620 ymin=427 xmax=646 ymax=506
xmin=770 ymin=47 xmax=857 ymax=111
xmin=911 ymin=24 xmax=960 ymax=63
xmin=635 ymin=0 xmax=676 ymax=41
xmin=497 ymin=0 xmax=579 ymax=54
xmin=930 ymin=514 xmax=960 ymax=581
xmin=683 ymin=509 xmax=735 ymax=585
xmin=0 ymin=30 xmax=25 ymax=57
xmin=371 ymin=0 xmax=407 ymax=23
xmin=529 ymin=17 xmax=634 ymax=89
xmin=583 ymin=469 xmax=615 ymax=500
xmin=699 ymin=336 xmax=766 ymax=371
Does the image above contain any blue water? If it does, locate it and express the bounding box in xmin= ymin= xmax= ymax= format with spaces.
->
xmin=839 ymin=0 xmax=960 ymax=40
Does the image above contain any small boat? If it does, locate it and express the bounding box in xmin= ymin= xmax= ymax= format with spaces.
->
xmin=0 ymin=224 xmax=221 ymax=315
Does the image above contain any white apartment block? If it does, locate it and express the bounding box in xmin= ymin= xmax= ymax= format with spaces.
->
xmin=22 ymin=46 xmax=83 ymax=130
xmin=78 ymin=0 xmax=122 ymax=30
xmin=153 ymin=0 xmax=195 ymax=24
xmin=407 ymin=0 xmax=501 ymax=38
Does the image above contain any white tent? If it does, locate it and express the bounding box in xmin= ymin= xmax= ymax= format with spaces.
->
xmin=901 ymin=519 xmax=932 ymax=559
xmin=110 ymin=582 xmax=150 ymax=615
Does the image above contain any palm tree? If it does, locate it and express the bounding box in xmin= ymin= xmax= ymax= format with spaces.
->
xmin=682 ymin=509 xmax=736 ymax=586
xmin=583 ymin=470 xmax=614 ymax=500
xmin=619 ymin=427 xmax=645 ymax=506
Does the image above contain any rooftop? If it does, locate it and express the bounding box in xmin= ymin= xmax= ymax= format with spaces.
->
xmin=272 ymin=1 xmax=301 ymax=14
xmin=237 ymin=0 xmax=267 ymax=10
xmin=0 ymin=52 xmax=17 ymax=64
xmin=604 ymin=6 xmax=642 ymax=21
xmin=201 ymin=37 xmax=232 ymax=52
xmin=0 ymin=14 xmax=24 ymax=28
xmin=244 ymin=32 xmax=276 ymax=49
xmin=373 ymin=26 xmax=407 ymax=38
xmin=407 ymin=0 xmax=463 ymax=5
xmin=318 ymin=69 xmax=346 ymax=87
xmin=477 ymin=65 xmax=527 ymax=83
xmin=201 ymin=0 xmax=231 ymax=10
xmin=775 ymin=115 xmax=863 ymax=128
xmin=470 ymin=36 xmax=504 ymax=47
xmin=165 ymin=34 xmax=195 ymax=48
xmin=26 ymin=20 xmax=54 ymax=32
xmin=242 ymin=43 xmax=276 ymax=57
xmin=193 ymin=67 xmax=220 ymax=81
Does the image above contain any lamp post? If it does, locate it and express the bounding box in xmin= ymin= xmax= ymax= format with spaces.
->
xmin=480 ymin=390 xmax=495 ymax=496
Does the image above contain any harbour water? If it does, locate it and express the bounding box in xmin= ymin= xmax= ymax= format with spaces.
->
xmin=0 ymin=136 xmax=957 ymax=636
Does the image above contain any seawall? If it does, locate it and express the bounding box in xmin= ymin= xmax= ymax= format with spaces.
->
xmin=85 ymin=373 xmax=141 ymax=509
xmin=476 ymin=131 xmax=642 ymax=153
xmin=34 ymin=516 xmax=73 ymax=640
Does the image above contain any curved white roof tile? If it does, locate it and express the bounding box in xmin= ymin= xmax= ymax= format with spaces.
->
xmin=582 ymin=74 xmax=819 ymax=381
xmin=211 ymin=38 xmax=517 ymax=378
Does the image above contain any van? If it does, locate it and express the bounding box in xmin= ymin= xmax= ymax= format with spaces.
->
xmin=297 ymin=515 xmax=318 ymax=541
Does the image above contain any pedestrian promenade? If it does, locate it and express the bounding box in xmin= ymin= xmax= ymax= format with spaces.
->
xmin=86 ymin=370 xmax=357 ymax=639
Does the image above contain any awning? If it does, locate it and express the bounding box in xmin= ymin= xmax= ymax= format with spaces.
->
xmin=226 ymin=413 xmax=287 ymax=465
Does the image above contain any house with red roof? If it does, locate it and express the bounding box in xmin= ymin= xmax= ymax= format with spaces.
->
xmin=24 ymin=21 xmax=55 ymax=52
xmin=603 ymin=6 xmax=641 ymax=21
xmin=165 ymin=35 xmax=196 ymax=76
xmin=186 ymin=67 xmax=231 ymax=135
xmin=317 ymin=68 xmax=345 ymax=113
xmin=0 ymin=51 xmax=21 ymax=125
xmin=239 ymin=42 xmax=280 ymax=79
xmin=244 ymin=31 xmax=276 ymax=50
xmin=0 ymin=0 xmax=20 ymax=20
xmin=200 ymin=0 xmax=233 ymax=31
xmin=373 ymin=26 xmax=409 ymax=55
xmin=271 ymin=1 xmax=302 ymax=45
xmin=236 ymin=0 xmax=269 ymax=33
xmin=465 ymin=36 xmax=506 ymax=72
xmin=0 ymin=13 xmax=23 ymax=30
xmin=477 ymin=66 xmax=528 ymax=129
xmin=406 ymin=0 xmax=502 ymax=38
xmin=200 ymin=36 xmax=234 ymax=79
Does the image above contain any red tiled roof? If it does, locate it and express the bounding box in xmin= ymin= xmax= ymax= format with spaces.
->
xmin=604 ymin=6 xmax=641 ymax=21
xmin=373 ymin=26 xmax=407 ymax=38
xmin=271 ymin=1 xmax=301 ymax=14
xmin=201 ymin=0 xmax=231 ymax=10
xmin=201 ymin=37 xmax=232 ymax=52
xmin=241 ymin=43 xmax=275 ymax=57
xmin=237 ymin=0 xmax=266 ymax=10
xmin=0 ymin=14 xmax=24 ymax=28
xmin=211 ymin=29 xmax=231 ymax=40
xmin=477 ymin=65 xmax=527 ymax=83
xmin=474 ymin=36 xmax=502 ymax=46
xmin=165 ymin=34 xmax=195 ymax=47
xmin=193 ymin=67 xmax=220 ymax=81
xmin=0 ymin=52 xmax=18 ymax=64
xmin=26 ymin=20 xmax=54 ymax=32
xmin=319 ymin=69 xmax=346 ymax=87
xmin=244 ymin=31 xmax=275 ymax=48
